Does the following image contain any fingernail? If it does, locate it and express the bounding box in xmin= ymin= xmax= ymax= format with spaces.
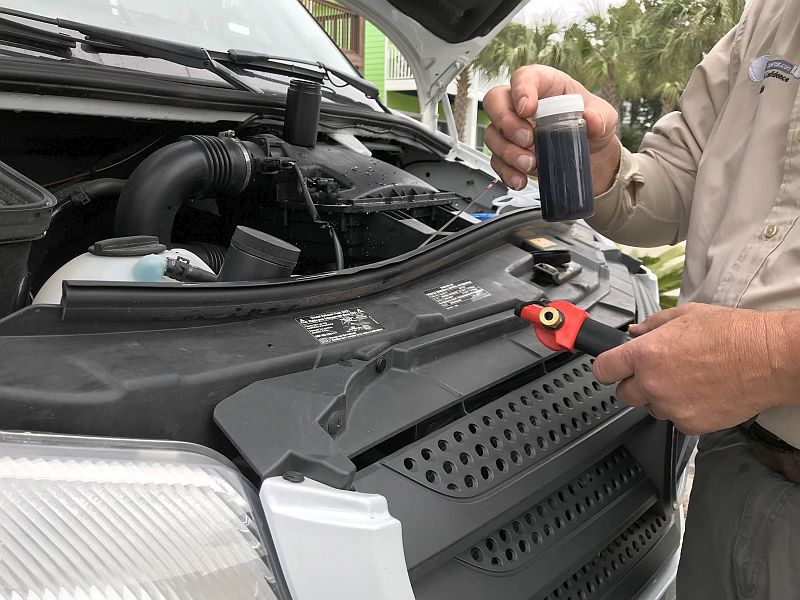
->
xmin=513 ymin=128 xmax=532 ymax=148
xmin=517 ymin=96 xmax=528 ymax=115
xmin=511 ymin=175 xmax=527 ymax=190
xmin=516 ymin=154 xmax=534 ymax=173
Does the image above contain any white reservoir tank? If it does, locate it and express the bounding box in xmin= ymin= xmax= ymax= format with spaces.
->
xmin=34 ymin=236 xmax=212 ymax=305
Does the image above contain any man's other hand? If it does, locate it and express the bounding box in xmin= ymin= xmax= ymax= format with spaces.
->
xmin=592 ymin=303 xmax=795 ymax=435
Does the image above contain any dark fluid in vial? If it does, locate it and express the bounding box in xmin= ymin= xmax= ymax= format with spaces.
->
xmin=534 ymin=125 xmax=595 ymax=221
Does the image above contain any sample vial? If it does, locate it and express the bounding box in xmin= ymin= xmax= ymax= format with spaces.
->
xmin=533 ymin=94 xmax=595 ymax=222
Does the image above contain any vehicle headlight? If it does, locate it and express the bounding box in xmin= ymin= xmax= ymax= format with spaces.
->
xmin=0 ymin=431 xmax=284 ymax=600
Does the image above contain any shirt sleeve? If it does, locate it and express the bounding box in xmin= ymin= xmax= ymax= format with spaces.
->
xmin=586 ymin=24 xmax=741 ymax=247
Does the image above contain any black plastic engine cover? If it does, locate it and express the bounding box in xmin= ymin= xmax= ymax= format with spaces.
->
xmin=241 ymin=139 xmax=474 ymax=266
xmin=281 ymin=141 xmax=460 ymax=209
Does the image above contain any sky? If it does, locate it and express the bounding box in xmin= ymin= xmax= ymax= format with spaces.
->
xmin=517 ymin=0 xmax=622 ymax=25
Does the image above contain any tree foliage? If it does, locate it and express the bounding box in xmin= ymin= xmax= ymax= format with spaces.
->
xmin=463 ymin=0 xmax=744 ymax=303
xmin=468 ymin=0 xmax=745 ymax=149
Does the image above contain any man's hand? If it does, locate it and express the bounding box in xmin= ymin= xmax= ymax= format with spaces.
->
xmin=483 ymin=65 xmax=621 ymax=194
xmin=592 ymin=303 xmax=796 ymax=435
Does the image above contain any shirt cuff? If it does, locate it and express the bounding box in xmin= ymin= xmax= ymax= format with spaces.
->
xmin=586 ymin=141 xmax=640 ymax=233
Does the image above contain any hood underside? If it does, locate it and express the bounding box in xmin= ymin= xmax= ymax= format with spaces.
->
xmin=338 ymin=0 xmax=530 ymax=122
xmin=383 ymin=0 xmax=524 ymax=43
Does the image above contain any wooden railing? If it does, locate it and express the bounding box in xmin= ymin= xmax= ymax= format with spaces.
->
xmin=299 ymin=0 xmax=365 ymax=69
xmin=385 ymin=41 xmax=413 ymax=81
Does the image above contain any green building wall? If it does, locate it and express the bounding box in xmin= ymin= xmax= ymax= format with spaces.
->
xmin=352 ymin=17 xmax=490 ymax=150
xmin=363 ymin=22 xmax=386 ymax=100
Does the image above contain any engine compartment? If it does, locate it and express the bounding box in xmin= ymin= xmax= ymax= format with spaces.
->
xmin=0 ymin=95 xmax=507 ymax=318
xmin=0 ymin=85 xmax=683 ymax=600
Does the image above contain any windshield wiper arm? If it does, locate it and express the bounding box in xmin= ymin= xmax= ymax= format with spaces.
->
xmin=0 ymin=6 xmax=263 ymax=93
xmin=223 ymin=49 xmax=382 ymax=104
xmin=0 ymin=15 xmax=74 ymax=51
xmin=0 ymin=7 xmax=385 ymax=107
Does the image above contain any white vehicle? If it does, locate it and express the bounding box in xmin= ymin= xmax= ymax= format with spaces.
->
xmin=0 ymin=1 xmax=688 ymax=598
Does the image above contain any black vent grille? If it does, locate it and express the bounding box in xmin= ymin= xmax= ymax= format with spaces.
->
xmin=386 ymin=357 xmax=622 ymax=497
xmin=459 ymin=447 xmax=644 ymax=572
xmin=541 ymin=510 xmax=669 ymax=600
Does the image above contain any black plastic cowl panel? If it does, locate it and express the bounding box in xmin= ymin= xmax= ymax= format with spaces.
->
xmin=460 ymin=447 xmax=646 ymax=573
xmin=541 ymin=510 xmax=673 ymax=600
xmin=385 ymin=357 xmax=622 ymax=498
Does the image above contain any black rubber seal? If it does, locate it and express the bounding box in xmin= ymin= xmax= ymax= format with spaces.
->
xmin=89 ymin=235 xmax=166 ymax=257
xmin=60 ymin=209 xmax=557 ymax=322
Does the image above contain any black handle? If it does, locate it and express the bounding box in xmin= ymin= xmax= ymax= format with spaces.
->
xmin=574 ymin=318 xmax=631 ymax=357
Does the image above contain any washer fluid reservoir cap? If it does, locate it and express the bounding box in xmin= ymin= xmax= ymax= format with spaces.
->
xmin=89 ymin=236 xmax=167 ymax=257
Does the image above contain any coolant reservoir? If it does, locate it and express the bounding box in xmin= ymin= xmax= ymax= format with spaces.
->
xmin=34 ymin=236 xmax=211 ymax=305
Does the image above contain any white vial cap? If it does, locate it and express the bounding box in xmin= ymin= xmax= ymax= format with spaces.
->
xmin=533 ymin=94 xmax=585 ymax=120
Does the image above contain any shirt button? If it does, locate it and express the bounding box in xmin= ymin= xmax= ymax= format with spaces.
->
xmin=764 ymin=224 xmax=779 ymax=239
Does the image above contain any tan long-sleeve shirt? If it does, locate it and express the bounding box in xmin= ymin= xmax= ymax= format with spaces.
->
xmin=587 ymin=0 xmax=800 ymax=445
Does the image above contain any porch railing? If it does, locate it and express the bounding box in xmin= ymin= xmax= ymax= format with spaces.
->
xmin=385 ymin=41 xmax=413 ymax=81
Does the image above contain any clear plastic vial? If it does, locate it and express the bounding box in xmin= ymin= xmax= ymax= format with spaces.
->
xmin=533 ymin=94 xmax=595 ymax=222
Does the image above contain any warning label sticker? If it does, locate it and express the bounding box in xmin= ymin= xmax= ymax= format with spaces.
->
xmin=526 ymin=236 xmax=558 ymax=249
xmin=423 ymin=280 xmax=491 ymax=310
xmin=296 ymin=308 xmax=384 ymax=345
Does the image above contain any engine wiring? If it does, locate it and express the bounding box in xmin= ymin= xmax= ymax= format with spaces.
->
xmin=293 ymin=163 xmax=345 ymax=271
xmin=419 ymin=179 xmax=499 ymax=247
xmin=42 ymin=134 xmax=170 ymax=188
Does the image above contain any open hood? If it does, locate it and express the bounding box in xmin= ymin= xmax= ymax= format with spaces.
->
xmin=338 ymin=0 xmax=531 ymax=127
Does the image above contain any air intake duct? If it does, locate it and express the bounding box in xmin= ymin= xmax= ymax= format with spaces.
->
xmin=218 ymin=226 xmax=300 ymax=282
xmin=115 ymin=135 xmax=265 ymax=244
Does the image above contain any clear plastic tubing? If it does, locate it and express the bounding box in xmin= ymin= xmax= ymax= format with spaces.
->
xmin=533 ymin=94 xmax=595 ymax=222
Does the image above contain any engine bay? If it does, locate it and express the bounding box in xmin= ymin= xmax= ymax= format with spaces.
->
xmin=0 ymin=86 xmax=513 ymax=318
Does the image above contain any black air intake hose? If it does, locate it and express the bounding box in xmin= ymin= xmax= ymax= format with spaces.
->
xmin=172 ymin=242 xmax=227 ymax=273
xmin=115 ymin=135 xmax=265 ymax=243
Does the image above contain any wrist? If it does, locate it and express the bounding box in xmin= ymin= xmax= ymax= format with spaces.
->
xmin=762 ymin=310 xmax=800 ymax=407
xmin=591 ymin=137 xmax=621 ymax=196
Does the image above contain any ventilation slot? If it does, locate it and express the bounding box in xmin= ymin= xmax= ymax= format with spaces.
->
xmin=540 ymin=510 xmax=669 ymax=600
xmin=386 ymin=357 xmax=622 ymax=497
xmin=459 ymin=447 xmax=645 ymax=572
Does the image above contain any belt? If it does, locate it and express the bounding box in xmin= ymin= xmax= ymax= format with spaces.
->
xmin=747 ymin=422 xmax=800 ymax=484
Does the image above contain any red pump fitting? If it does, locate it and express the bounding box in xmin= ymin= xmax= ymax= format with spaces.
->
xmin=515 ymin=300 xmax=632 ymax=357
xmin=515 ymin=300 xmax=589 ymax=353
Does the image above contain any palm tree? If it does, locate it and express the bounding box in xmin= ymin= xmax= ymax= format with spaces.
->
xmin=563 ymin=0 xmax=651 ymax=114
xmin=467 ymin=4 xmax=649 ymax=119
xmin=640 ymin=0 xmax=745 ymax=116
xmin=472 ymin=21 xmax=565 ymax=79
xmin=453 ymin=21 xmax=563 ymax=143
xmin=453 ymin=70 xmax=472 ymax=142
xmin=454 ymin=0 xmax=746 ymax=141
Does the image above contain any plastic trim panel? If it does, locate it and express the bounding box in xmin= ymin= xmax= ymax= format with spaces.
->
xmin=461 ymin=446 xmax=646 ymax=572
xmin=386 ymin=356 xmax=622 ymax=497
xmin=541 ymin=509 xmax=671 ymax=600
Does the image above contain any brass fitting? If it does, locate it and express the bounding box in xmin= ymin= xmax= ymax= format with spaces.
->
xmin=539 ymin=307 xmax=565 ymax=330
